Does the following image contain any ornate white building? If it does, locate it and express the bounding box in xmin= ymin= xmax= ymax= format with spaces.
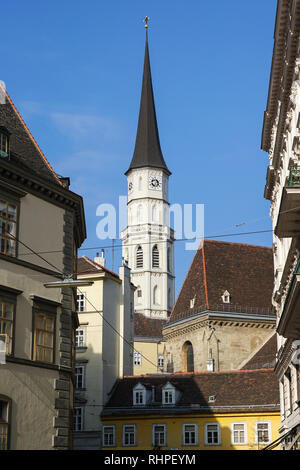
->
xmin=261 ymin=0 xmax=300 ymax=450
xmin=121 ymin=30 xmax=175 ymax=319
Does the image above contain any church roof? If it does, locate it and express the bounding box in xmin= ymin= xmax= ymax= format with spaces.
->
xmin=102 ymin=369 xmax=280 ymax=415
xmin=126 ymin=31 xmax=170 ymax=175
xmin=134 ymin=312 xmax=167 ymax=340
xmin=0 ymin=83 xmax=63 ymax=186
xmin=168 ymin=240 xmax=275 ymax=325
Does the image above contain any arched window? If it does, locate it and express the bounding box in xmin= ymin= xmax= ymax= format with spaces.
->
xmin=152 ymin=245 xmax=159 ymax=268
xmin=167 ymin=247 xmax=171 ymax=272
xmin=136 ymin=246 xmax=143 ymax=268
xmin=182 ymin=341 xmax=194 ymax=373
xmin=136 ymin=286 xmax=142 ymax=304
xmin=153 ymin=285 xmax=160 ymax=305
xmin=152 ymin=204 xmax=158 ymax=223
xmin=168 ymin=288 xmax=172 ymax=309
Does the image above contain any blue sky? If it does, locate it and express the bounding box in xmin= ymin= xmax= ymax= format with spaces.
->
xmin=1 ymin=0 xmax=277 ymax=296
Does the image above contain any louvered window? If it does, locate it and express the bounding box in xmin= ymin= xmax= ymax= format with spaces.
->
xmin=136 ymin=246 xmax=143 ymax=268
xmin=152 ymin=245 xmax=159 ymax=268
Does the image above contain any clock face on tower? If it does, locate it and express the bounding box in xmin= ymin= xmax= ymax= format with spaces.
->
xmin=149 ymin=176 xmax=161 ymax=190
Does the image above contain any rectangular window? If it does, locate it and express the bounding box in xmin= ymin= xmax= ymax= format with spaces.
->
xmin=134 ymin=390 xmax=144 ymax=405
xmin=76 ymin=293 xmax=86 ymax=312
xmin=33 ymin=312 xmax=55 ymax=363
xmin=255 ymin=422 xmax=271 ymax=444
xmin=0 ymin=399 xmax=9 ymax=450
xmin=123 ymin=424 xmax=136 ymax=446
xmin=183 ymin=423 xmax=197 ymax=445
xmin=231 ymin=422 xmax=247 ymax=445
xmin=76 ymin=329 xmax=86 ymax=348
xmin=0 ymin=200 xmax=17 ymax=257
xmin=163 ymin=390 xmax=174 ymax=404
xmin=158 ymin=355 xmax=164 ymax=368
xmin=0 ymin=300 xmax=14 ymax=355
xmin=103 ymin=425 xmax=115 ymax=447
xmin=75 ymin=365 xmax=85 ymax=389
xmin=134 ymin=351 xmax=142 ymax=366
xmin=74 ymin=407 xmax=84 ymax=431
xmin=153 ymin=424 xmax=166 ymax=447
xmin=205 ymin=423 xmax=220 ymax=445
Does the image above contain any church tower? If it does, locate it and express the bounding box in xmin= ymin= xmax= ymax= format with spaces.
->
xmin=121 ymin=23 xmax=175 ymax=319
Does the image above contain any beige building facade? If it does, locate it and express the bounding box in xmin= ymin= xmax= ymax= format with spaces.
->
xmin=73 ymin=255 xmax=134 ymax=449
xmin=261 ymin=0 xmax=300 ymax=449
xmin=0 ymin=84 xmax=86 ymax=449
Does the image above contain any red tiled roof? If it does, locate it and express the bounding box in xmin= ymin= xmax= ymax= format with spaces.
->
xmin=134 ymin=312 xmax=167 ymax=339
xmin=77 ymin=256 xmax=119 ymax=278
xmin=169 ymin=240 xmax=274 ymax=323
xmin=102 ymin=369 xmax=280 ymax=415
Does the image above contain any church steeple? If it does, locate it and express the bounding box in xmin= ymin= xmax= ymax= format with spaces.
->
xmin=126 ymin=23 xmax=170 ymax=175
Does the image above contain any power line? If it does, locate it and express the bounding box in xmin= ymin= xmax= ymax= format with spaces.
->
xmin=7 ymin=232 xmax=161 ymax=372
xmin=17 ymin=229 xmax=273 ymax=257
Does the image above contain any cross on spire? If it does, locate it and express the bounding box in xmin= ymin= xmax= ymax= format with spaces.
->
xmin=143 ymin=16 xmax=150 ymax=29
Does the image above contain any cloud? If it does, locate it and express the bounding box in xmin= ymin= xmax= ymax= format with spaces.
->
xmin=50 ymin=112 xmax=120 ymax=141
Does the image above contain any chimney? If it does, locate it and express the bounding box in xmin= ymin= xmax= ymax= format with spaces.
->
xmin=94 ymin=249 xmax=105 ymax=267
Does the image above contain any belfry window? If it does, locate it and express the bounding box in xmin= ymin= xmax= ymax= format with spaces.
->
xmin=0 ymin=128 xmax=10 ymax=159
xmin=136 ymin=246 xmax=143 ymax=268
xmin=152 ymin=245 xmax=159 ymax=268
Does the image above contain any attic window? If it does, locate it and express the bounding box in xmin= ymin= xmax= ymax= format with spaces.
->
xmin=0 ymin=128 xmax=10 ymax=159
xmin=190 ymin=297 xmax=195 ymax=309
xmin=162 ymin=383 xmax=176 ymax=405
xmin=208 ymin=395 xmax=216 ymax=403
xmin=221 ymin=290 xmax=230 ymax=304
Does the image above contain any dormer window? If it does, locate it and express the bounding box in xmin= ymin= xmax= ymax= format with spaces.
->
xmin=221 ymin=290 xmax=230 ymax=304
xmin=133 ymin=383 xmax=146 ymax=405
xmin=162 ymin=382 xmax=176 ymax=405
xmin=190 ymin=297 xmax=195 ymax=309
xmin=0 ymin=128 xmax=10 ymax=159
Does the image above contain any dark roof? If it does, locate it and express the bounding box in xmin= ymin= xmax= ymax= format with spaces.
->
xmin=168 ymin=240 xmax=275 ymax=324
xmin=77 ymin=256 xmax=119 ymax=279
xmin=241 ymin=334 xmax=277 ymax=370
xmin=134 ymin=312 xmax=167 ymax=339
xmin=126 ymin=31 xmax=170 ymax=175
xmin=102 ymin=369 xmax=280 ymax=416
xmin=0 ymin=85 xmax=62 ymax=185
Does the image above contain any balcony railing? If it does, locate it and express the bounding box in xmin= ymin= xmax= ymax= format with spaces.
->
xmin=288 ymin=166 xmax=300 ymax=187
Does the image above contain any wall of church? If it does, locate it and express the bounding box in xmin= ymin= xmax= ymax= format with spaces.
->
xmin=163 ymin=321 xmax=276 ymax=373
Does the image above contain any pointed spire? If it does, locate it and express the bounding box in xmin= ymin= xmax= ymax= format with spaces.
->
xmin=126 ymin=22 xmax=170 ymax=175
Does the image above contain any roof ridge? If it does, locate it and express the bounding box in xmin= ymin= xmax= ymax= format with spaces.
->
xmin=124 ymin=368 xmax=275 ymax=379
xmin=204 ymin=239 xmax=272 ymax=250
xmin=82 ymin=256 xmax=119 ymax=278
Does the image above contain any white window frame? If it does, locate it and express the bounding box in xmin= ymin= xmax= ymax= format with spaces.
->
xmin=134 ymin=351 xmax=142 ymax=366
xmin=158 ymin=354 xmax=164 ymax=368
xmin=162 ymin=383 xmax=176 ymax=405
xmin=75 ymin=365 xmax=85 ymax=389
xmin=133 ymin=384 xmax=146 ymax=405
xmin=122 ymin=424 xmax=136 ymax=447
xmin=102 ymin=425 xmax=116 ymax=447
xmin=76 ymin=293 xmax=86 ymax=312
xmin=255 ymin=421 xmax=271 ymax=445
xmin=231 ymin=421 xmax=247 ymax=445
xmin=73 ymin=407 xmax=84 ymax=431
xmin=152 ymin=423 xmax=166 ymax=447
xmin=76 ymin=328 xmax=86 ymax=348
xmin=182 ymin=423 xmax=198 ymax=446
xmin=205 ymin=422 xmax=221 ymax=446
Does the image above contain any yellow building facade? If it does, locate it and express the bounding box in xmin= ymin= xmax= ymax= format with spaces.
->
xmin=101 ymin=370 xmax=281 ymax=450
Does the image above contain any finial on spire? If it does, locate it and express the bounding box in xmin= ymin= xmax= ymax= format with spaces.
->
xmin=143 ymin=16 xmax=150 ymax=29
